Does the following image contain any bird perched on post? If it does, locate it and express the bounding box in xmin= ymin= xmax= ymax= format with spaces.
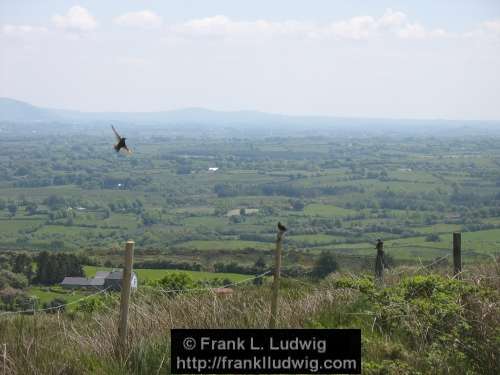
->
xmin=277 ymin=222 xmax=287 ymax=232
xmin=111 ymin=125 xmax=132 ymax=154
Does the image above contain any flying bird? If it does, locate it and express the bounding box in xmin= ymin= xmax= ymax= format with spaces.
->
xmin=277 ymin=222 xmax=287 ymax=232
xmin=111 ymin=125 xmax=132 ymax=154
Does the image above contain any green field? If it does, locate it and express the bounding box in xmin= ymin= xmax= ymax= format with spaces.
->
xmin=303 ymin=204 xmax=358 ymax=217
xmin=289 ymin=234 xmax=344 ymax=245
xmin=84 ymin=266 xmax=250 ymax=283
xmin=27 ymin=286 xmax=87 ymax=307
xmin=1 ymin=130 xmax=499 ymax=271
xmin=175 ymin=240 xmax=272 ymax=251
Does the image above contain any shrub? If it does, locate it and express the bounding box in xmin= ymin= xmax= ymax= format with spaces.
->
xmin=75 ymin=293 xmax=117 ymax=314
xmin=154 ymin=273 xmax=195 ymax=295
xmin=0 ymin=270 xmax=28 ymax=289
xmin=43 ymin=298 xmax=67 ymax=313
xmin=333 ymin=273 xmax=499 ymax=373
xmin=311 ymin=252 xmax=339 ymax=279
xmin=425 ymin=233 xmax=440 ymax=242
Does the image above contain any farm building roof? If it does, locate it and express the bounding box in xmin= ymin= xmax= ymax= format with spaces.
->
xmin=61 ymin=277 xmax=92 ymax=286
xmin=106 ymin=270 xmax=124 ymax=280
xmin=60 ymin=270 xmax=136 ymax=288
xmin=95 ymin=271 xmax=111 ymax=278
xmin=106 ymin=270 xmax=136 ymax=280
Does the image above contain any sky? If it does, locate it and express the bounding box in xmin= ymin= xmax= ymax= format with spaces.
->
xmin=0 ymin=0 xmax=499 ymax=120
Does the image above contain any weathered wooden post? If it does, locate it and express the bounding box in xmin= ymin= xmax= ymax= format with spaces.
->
xmin=375 ymin=239 xmax=385 ymax=286
xmin=453 ymin=232 xmax=462 ymax=277
xmin=118 ymin=240 xmax=134 ymax=354
xmin=3 ymin=343 xmax=6 ymax=375
xmin=269 ymin=222 xmax=287 ymax=329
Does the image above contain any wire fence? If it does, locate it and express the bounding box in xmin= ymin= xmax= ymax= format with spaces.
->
xmin=0 ymin=272 xmax=272 ymax=318
xmin=1 ymin=267 xmax=498 ymax=327
xmin=0 ymin=286 xmax=113 ymax=317
xmin=151 ymin=270 xmax=271 ymax=295
xmin=280 ymin=254 xmax=453 ymax=289
xmin=388 ymin=253 xmax=452 ymax=276
xmin=0 ymin=241 xmax=496 ymax=319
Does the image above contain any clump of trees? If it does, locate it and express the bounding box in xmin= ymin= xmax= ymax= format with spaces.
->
xmin=0 ymin=253 xmax=33 ymax=312
xmin=0 ymin=270 xmax=28 ymax=290
xmin=214 ymin=260 xmax=269 ymax=275
xmin=214 ymin=182 xmax=364 ymax=199
xmin=34 ymin=251 xmax=84 ymax=285
xmin=134 ymin=260 xmax=202 ymax=271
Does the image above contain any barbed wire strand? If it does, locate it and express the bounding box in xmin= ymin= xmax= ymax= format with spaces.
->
xmin=281 ymin=253 xmax=452 ymax=291
xmin=389 ymin=253 xmax=452 ymax=276
xmin=152 ymin=270 xmax=271 ymax=295
xmin=1 ymin=261 xmax=496 ymax=321
xmin=0 ymin=286 xmax=113 ymax=317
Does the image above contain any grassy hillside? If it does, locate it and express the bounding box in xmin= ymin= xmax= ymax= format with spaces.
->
xmin=1 ymin=263 xmax=498 ymax=374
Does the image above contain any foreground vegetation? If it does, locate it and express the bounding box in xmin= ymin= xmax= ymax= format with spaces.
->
xmin=0 ymin=261 xmax=498 ymax=374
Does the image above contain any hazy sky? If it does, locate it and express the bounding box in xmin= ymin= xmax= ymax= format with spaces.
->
xmin=1 ymin=1 xmax=499 ymax=120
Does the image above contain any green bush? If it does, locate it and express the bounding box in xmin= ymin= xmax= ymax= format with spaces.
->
xmin=75 ymin=293 xmax=117 ymax=314
xmin=332 ymin=274 xmax=499 ymax=374
xmin=311 ymin=252 xmax=339 ymax=279
xmin=153 ymin=272 xmax=195 ymax=295
xmin=0 ymin=270 xmax=28 ymax=289
xmin=43 ymin=297 xmax=67 ymax=313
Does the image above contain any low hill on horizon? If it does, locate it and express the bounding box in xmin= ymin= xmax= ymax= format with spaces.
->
xmin=0 ymin=98 xmax=57 ymax=123
xmin=1 ymin=97 xmax=499 ymax=132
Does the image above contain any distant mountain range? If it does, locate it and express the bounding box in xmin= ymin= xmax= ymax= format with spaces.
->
xmin=1 ymin=97 xmax=499 ymax=131
xmin=0 ymin=97 xmax=332 ymax=126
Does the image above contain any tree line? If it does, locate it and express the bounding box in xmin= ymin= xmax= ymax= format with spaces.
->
xmin=35 ymin=252 xmax=85 ymax=285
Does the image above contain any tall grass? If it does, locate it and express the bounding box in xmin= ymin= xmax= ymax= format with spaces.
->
xmin=0 ymin=280 xmax=341 ymax=374
xmin=0 ymin=263 xmax=498 ymax=374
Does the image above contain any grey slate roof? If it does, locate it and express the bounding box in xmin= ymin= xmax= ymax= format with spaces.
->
xmin=61 ymin=277 xmax=92 ymax=286
xmin=61 ymin=270 xmax=136 ymax=287
xmin=106 ymin=270 xmax=136 ymax=280
xmin=106 ymin=270 xmax=125 ymax=280
xmin=88 ymin=278 xmax=106 ymax=286
xmin=95 ymin=271 xmax=111 ymax=278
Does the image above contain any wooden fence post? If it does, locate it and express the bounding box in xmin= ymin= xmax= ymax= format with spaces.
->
xmin=375 ymin=239 xmax=385 ymax=286
xmin=3 ymin=343 xmax=6 ymax=375
xmin=118 ymin=240 xmax=134 ymax=354
xmin=453 ymin=232 xmax=462 ymax=277
xmin=269 ymin=223 xmax=286 ymax=329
